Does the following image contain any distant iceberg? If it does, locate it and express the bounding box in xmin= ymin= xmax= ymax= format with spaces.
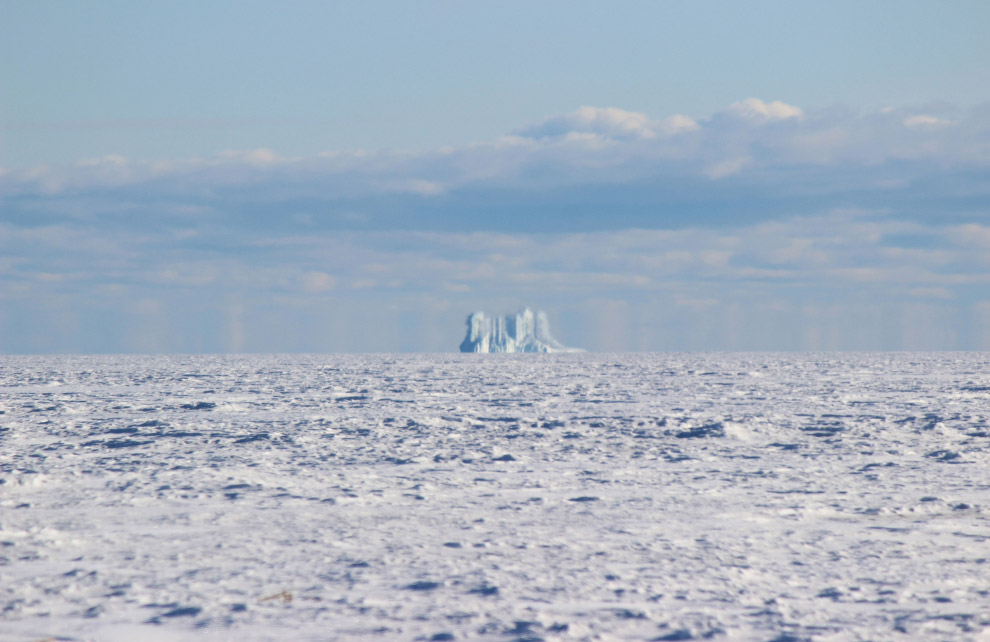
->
xmin=459 ymin=308 xmax=583 ymax=353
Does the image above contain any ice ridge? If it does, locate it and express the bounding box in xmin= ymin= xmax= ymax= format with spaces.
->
xmin=459 ymin=308 xmax=583 ymax=353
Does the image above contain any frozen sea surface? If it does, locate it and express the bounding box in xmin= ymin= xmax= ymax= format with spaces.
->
xmin=1 ymin=353 xmax=989 ymax=641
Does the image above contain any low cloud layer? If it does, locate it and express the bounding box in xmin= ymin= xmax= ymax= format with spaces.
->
xmin=3 ymin=99 xmax=990 ymax=352
xmin=5 ymin=98 xmax=988 ymax=200
xmin=515 ymin=106 xmax=699 ymax=141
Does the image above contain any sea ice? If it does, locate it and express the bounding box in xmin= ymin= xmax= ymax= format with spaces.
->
xmin=1 ymin=353 xmax=989 ymax=641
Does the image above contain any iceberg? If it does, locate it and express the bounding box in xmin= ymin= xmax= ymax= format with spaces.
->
xmin=459 ymin=308 xmax=583 ymax=353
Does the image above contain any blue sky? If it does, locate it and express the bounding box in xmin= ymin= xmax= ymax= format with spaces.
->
xmin=2 ymin=1 xmax=990 ymax=352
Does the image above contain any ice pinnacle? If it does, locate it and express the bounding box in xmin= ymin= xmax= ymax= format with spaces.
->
xmin=459 ymin=308 xmax=583 ymax=353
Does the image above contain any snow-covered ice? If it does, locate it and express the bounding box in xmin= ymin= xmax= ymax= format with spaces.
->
xmin=460 ymin=309 xmax=582 ymax=353
xmin=1 ymin=353 xmax=989 ymax=641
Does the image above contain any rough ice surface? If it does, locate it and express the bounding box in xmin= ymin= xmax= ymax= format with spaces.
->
xmin=460 ymin=308 xmax=582 ymax=353
xmin=2 ymin=353 xmax=990 ymax=641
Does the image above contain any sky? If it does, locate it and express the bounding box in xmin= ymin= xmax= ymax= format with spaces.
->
xmin=2 ymin=1 xmax=990 ymax=353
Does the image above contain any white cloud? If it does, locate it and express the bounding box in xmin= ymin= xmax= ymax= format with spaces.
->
xmin=727 ymin=98 xmax=803 ymax=121
xmin=216 ymin=148 xmax=284 ymax=165
xmin=705 ymin=156 xmax=752 ymax=179
xmin=903 ymin=114 xmax=954 ymax=129
xmin=384 ymin=179 xmax=446 ymax=196
xmin=76 ymin=154 xmax=128 ymax=168
xmin=2 ymin=100 xmax=988 ymax=219
xmin=157 ymin=267 xmax=216 ymax=287
xmin=947 ymin=223 xmax=990 ymax=249
xmin=302 ymin=271 xmax=336 ymax=292
xmin=228 ymin=213 xmax=984 ymax=300
xmin=658 ymin=114 xmax=700 ymax=134
xmin=515 ymin=107 xmax=699 ymax=143
xmin=517 ymin=106 xmax=658 ymax=140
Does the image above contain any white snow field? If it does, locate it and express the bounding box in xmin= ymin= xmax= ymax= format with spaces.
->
xmin=1 ymin=353 xmax=989 ymax=641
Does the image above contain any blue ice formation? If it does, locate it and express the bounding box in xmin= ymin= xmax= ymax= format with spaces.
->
xmin=459 ymin=308 xmax=583 ymax=353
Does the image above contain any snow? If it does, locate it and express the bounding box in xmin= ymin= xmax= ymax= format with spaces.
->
xmin=460 ymin=308 xmax=582 ymax=353
xmin=1 ymin=353 xmax=989 ymax=641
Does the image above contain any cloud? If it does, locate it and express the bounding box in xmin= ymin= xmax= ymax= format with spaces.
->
xmin=908 ymin=287 xmax=954 ymax=299
xmin=383 ymin=178 xmax=446 ymax=196
xmin=216 ymin=148 xmax=285 ymax=165
xmin=726 ymin=98 xmax=803 ymax=121
xmin=946 ymin=223 xmax=990 ymax=250
xmin=517 ymin=106 xmax=658 ymax=140
xmin=659 ymin=114 xmax=701 ymax=134
xmin=903 ymin=114 xmax=954 ymax=129
xmin=4 ymin=98 xmax=990 ymax=351
xmin=705 ymin=156 xmax=752 ymax=179
xmin=302 ymin=271 xmax=336 ymax=292
xmin=76 ymin=154 xmax=128 ymax=168
xmin=5 ymin=200 xmax=990 ymax=351
xmin=3 ymin=99 xmax=989 ymax=206
xmin=513 ymin=106 xmax=699 ymax=142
